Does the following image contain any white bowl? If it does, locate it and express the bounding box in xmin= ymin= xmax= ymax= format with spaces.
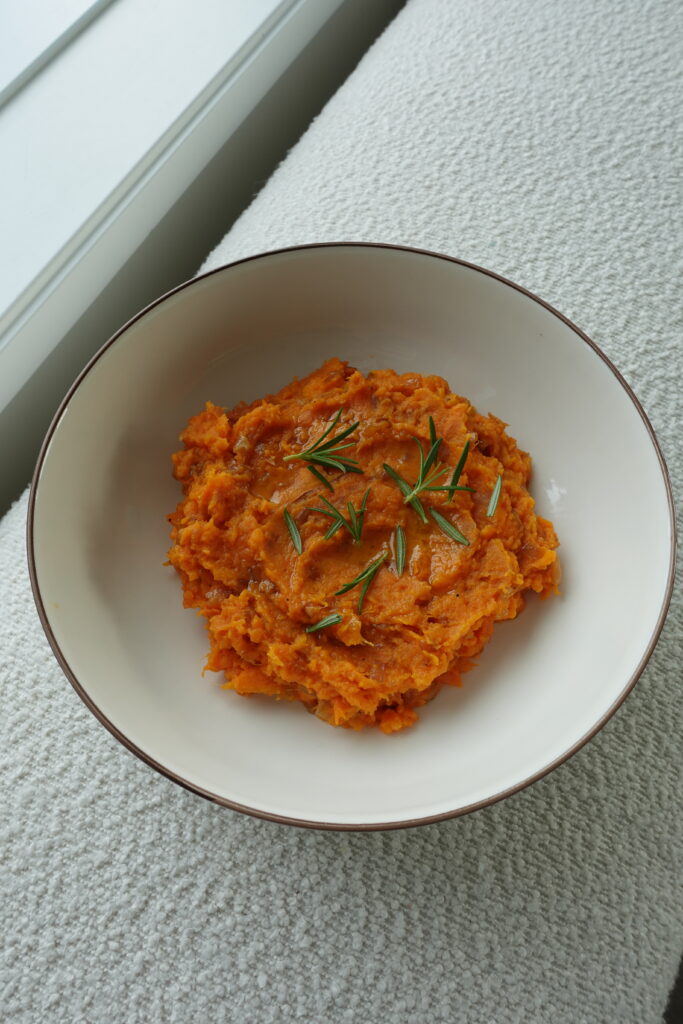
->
xmin=28 ymin=244 xmax=675 ymax=829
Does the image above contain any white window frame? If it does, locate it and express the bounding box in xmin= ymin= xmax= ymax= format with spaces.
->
xmin=0 ymin=1 xmax=118 ymax=108
xmin=0 ymin=0 xmax=351 ymax=415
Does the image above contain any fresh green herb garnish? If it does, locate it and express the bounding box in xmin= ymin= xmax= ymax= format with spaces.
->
xmin=284 ymin=408 xmax=362 ymax=481
xmin=406 ymin=416 xmax=448 ymax=496
xmin=384 ymin=417 xmax=473 ymax=521
xmin=307 ymin=464 xmax=334 ymax=492
xmin=305 ymin=613 xmax=343 ymax=633
xmin=487 ymin=474 xmax=503 ymax=517
xmin=283 ymin=506 xmax=302 ymax=554
xmin=429 ymin=508 xmax=469 ymax=545
xmin=395 ymin=524 xmax=406 ymax=575
xmin=446 ymin=440 xmax=471 ymax=500
xmin=308 ymin=488 xmax=371 ymax=543
xmin=286 ymin=413 xmax=484 ymax=630
xmin=383 ymin=463 xmax=429 ymax=523
xmin=335 ymin=552 xmax=388 ymax=614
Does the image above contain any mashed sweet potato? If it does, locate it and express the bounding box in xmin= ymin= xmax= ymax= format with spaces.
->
xmin=168 ymin=359 xmax=559 ymax=732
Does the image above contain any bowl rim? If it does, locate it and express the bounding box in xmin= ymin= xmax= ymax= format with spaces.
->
xmin=26 ymin=241 xmax=677 ymax=831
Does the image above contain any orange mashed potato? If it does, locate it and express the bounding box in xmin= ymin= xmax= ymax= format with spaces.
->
xmin=168 ymin=359 xmax=559 ymax=733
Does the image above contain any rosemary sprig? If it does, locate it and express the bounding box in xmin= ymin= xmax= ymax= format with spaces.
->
xmin=408 ymin=416 xmax=447 ymax=494
xmin=395 ymin=524 xmax=406 ymax=575
xmin=384 ymin=416 xmax=474 ymax=522
xmin=335 ymin=552 xmax=388 ymax=614
xmin=429 ymin=507 xmax=469 ymax=545
xmin=283 ymin=408 xmax=362 ymax=481
xmin=283 ymin=506 xmax=302 ymax=555
xmin=307 ymin=488 xmax=371 ymax=543
xmin=385 ymin=417 xmax=464 ymax=520
xmin=305 ymin=613 xmax=343 ymax=633
xmin=487 ymin=474 xmax=503 ymax=517
xmin=383 ymin=463 xmax=429 ymax=523
xmin=426 ymin=453 xmax=474 ymax=498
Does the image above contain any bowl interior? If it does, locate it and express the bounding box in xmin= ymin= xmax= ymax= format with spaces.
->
xmin=31 ymin=245 xmax=673 ymax=827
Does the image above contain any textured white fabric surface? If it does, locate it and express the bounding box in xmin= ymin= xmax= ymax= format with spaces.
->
xmin=2 ymin=0 xmax=682 ymax=1021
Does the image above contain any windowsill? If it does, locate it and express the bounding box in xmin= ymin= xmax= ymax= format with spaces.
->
xmin=0 ymin=0 xmax=349 ymax=414
xmin=0 ymin=0 xmax=405 ymax=513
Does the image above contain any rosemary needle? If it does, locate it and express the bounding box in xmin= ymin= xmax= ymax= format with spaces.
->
xmin=429 ymin=507 xmax=469 ymax=545
xmin=447 ymin=440 xmax=471 ymax=500
xmin=305 ymin=613 xmax=343 ymax=633
xmin=395 ymin=524 xmax=406 ymax=575
xmin=283 ymin=506 xmax=303 ymax=555
xmin=487 ymin=474 xmax=503 ymax=517
xmin=335 ymin=552 xmax=388 ymax=614
xmin=307 ymin=464 xmax=334 ymax=492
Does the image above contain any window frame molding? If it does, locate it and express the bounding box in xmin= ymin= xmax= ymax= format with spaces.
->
xmin=0 ymin=0 xmax=349 ymax=415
